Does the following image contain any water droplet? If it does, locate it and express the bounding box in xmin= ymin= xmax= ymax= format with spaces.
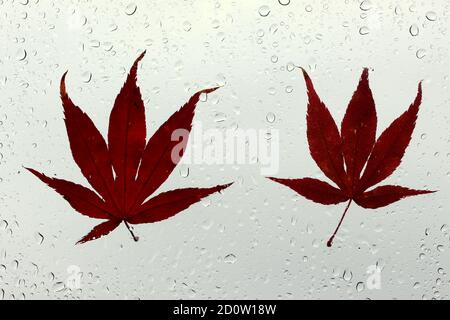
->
xmin=266 ymin=112 xmax=276 ymax=123
xmin=201 ymin=219 xmax=213 ymax=230
xmin=409 ymin=24 xmax=419 ymax=37
xmin=0 ymin=220 xmax=8 ymax=230
xmin=359 ymin=26 xmax=370 ymax=35
xmin=286 ymin=62 xmax=295 ymax=72
xmin=90 ymin=40 xmax=100 ymax=48
xmin=16 ymin=49 xmax=27 ymax=61
xmin=356 ymin=282 xmax=365 ymax=292
xmin=416 ymin=49 xmax=426 ymax=59
xmin=211 ymin=19 xmax=221 ymax=29
xmin=11 ymin=260 xmax=19 ymax=270
xmin=68 ymin=12 xmax=87 ymax=29
xmin=125 ymin=3 xmax=137 ymax=16
xmin=81 ymin=71 xmax=92 ymax=83
xmin=109 ymin=23 xmax=118 ymax=32
xmin=179 ymin=166 xmax=189 ymax=178
xmin=278 ymin=0 xmax=290 ymax=6
xmin=271 ymin=55 xmax=278 ymax=63
xmin=103 ymin=42 xmax=113 ymax=52
xmin=343 ymin=270 xmax=353 ymax=281
xmin=360 ymin=0 xmax=372 ymax=11
xmin=224 ymin=254 xmax=237 ymax=264
xmin=425 ymin=11 xmax=437 ymax=21
xmin=214 ymin=112 xmax=227 ymax=123
xmin=34 ymin=232 xmax=44 ymax=245
xmin=258 ymin=5 xmax=271 ymax=17
xmin=182 ymin=21 xmax=192 ymax=32
xmin=53 ymin=282 xmax=65 ymax=292
xmin=305 ymin=5 xmax=313 ymax=12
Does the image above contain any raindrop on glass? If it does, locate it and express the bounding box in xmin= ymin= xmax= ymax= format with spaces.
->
xmin=360 ymin=0 xmax=372 ymax=11
xmin=343 ymin=270 xmax=353 ymax=282
xmin=409 ymin=24 xmax=419 ymax=37
xmin=81 ymin=71 xmax=92 ymax=83
xmin=125 ymin=3 xmax=137 ymax=16
xmin=425 ymin=11 xmax=437 ymax=21
xmin=278 ymin=0 xmax=290 ymax=6
xmin=183 ymin=21 xmax=192 ymax=32
xmin=356 ymin=282 xmax=365 ymax=292
xmin=416 ymin=49 xmax=426 ymax=59
xmin=16 ymin=49 xmax=27 ymax=61
xmin=224 ymin=254 xmax=237 ymax=264
xmin=266 ymin=112 xmax=276 ymax=123
xmin=258 ymin=5 xmax=271 ymax=17
xmin=359 ymin=26 xmax=370 ymax=35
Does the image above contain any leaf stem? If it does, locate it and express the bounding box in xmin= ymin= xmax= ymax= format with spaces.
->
xmin=124 ymin=221 xmax=139 ymax=242
xmin=327 ymin=199 xmax=352 ymax=247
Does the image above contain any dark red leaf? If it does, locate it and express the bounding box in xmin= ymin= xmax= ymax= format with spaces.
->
xmin=269 ymin=69 xmax=434 ymax=247
xmin=269 ymin=177 xmax=348 ymax=205
xmin=341 ymin=68 xmax=377 ymax=191
xmin=355 ymin=185 xmax=434 ymax=209
xmin=358 ymin=83 xmax=422 ymax=192
xmin=302 ymin=69 xmax=347 ymax=192
xmin=108 ymin=52 xmax=147 ymax=211
xmin=77 ymin=219 xmax=121 ymax=244
xmin=28 ymin=53 xmax=232 ymax=244
xmin=128 ymin=183 xmax=232 ymax=224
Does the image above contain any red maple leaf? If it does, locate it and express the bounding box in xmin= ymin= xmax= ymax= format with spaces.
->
xmin=27 ymin=52 xmax=232 ymax=244
xmin=269 ymin=68 xmax=434 ymax=247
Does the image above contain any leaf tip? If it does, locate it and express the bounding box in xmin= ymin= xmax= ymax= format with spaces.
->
xmin=420 ymin=189 xmax=437 ymax=195
xmin=267 ymin=177 xmax=287 ymax=185
xmin=218 ymin=182 xmax=234 ymax=192
xmin=60 ymin=71 xmax=69 ymax=97
xmin=299 ymin=67 xmax=318 ymax=99
xmin=23 ymin=166 xmax=33 ymax=173
xmin=202 ymin=86 xmax=221 ymax=95
xmin=361 ymin=67 xmax=369 ymax=81
xmin=190 ymin=86 xmax=221 ymax=104
xmin=410 ymin=80 xmax=423 ymax=111
xmin=24 ymin=166 xmax=41 ymax=178
xmin=75 ymin=234 xmax=94 ymax=245
xmin=299 ymin=67 xmax=310 ymax=81
xmin=134 ymin=51 xmax=146 ymax=67
xmin=75 ymin=237 xmax=90 ymax=245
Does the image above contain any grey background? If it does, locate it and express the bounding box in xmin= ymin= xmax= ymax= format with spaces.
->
xmin=0 ymin=0 xmax=449 ymax=299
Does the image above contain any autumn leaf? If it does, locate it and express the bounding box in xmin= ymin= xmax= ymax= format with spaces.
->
xmin=27 ymin=52 xmax=232 ymax=244
xmin=269 ymin=68 xmax=435 ymax=247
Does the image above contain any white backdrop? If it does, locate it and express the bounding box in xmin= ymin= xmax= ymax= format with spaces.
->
xmin=0 ymin=0 xmax=449 ymax=299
